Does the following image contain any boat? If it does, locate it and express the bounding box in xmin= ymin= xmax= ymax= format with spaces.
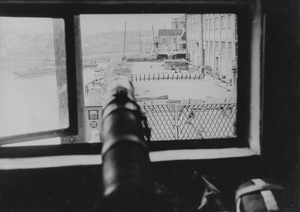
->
xmin=82 ymin=55 xmax=111 ymax=68
xmin=14 ymin=65 xmax=55 ymax=77
xmin=94 ymin=63 xmax=109 ymax=72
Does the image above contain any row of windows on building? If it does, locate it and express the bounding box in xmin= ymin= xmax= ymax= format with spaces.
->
xmin=205 ymin=41 xmax=234 ymax=57
xmin=187 ymin=14 xmax=236 ymax=33
xmin=187 ymin=40 xmax=235 ymax=59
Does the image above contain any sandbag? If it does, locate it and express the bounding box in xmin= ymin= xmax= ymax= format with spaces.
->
xmin=235 ymin=178 xmax=285 ymax=212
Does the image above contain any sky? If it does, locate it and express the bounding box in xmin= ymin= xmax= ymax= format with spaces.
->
xmin=80 ymin=14 xmax=184 ymax=34
xmin=0 ymin=17 xmax=55 ymax=34
xmin=0 ymin=14 xmax=184 ymax=35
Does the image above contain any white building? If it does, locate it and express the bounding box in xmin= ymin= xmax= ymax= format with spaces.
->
xmin=187 ymin=14 xmax=237 ymax=81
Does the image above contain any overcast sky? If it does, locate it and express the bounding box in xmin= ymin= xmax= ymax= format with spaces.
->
xmin=0 ymin=14 xmax=184 ymax=35
xmin=80 ymin=14 xmax=184 ymax=34
xmin=0 ymin=17 xmax=55 ymax=34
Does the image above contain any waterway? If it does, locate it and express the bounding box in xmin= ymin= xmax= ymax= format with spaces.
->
xmin=0 ymin=66 xmax=96 ymax=145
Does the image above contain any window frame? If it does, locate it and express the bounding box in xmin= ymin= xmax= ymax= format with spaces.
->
xmin=0 ymin=14 xmax=81 ymax=145
xmin=0 ymin=0 xmax=262 ymax=156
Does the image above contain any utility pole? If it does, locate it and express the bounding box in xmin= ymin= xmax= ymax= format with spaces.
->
xmin=172 ymin=18 xmax=178 ymax=54
xmin=152 ymin=25 xmax=155 ymax=54
xmin=123 ymin=22 xmax=126 ymax=59
xmin=185 ymin=14 xmax=188 ymax=60
xmin=173 ymin=18 xmax=178 ymax=59
xmin=140 ymin=27 xmax=142 ymax=53
xmin=201 ymin=14 xmax=205 ymax=66
xmin=152 ymin=25 xmax=155 ymax=43
xmin=175 ymin=18 xmax=178 ymax=52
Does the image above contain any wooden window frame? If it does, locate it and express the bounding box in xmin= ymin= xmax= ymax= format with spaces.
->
xmin=0 ymin=15 xmax=82 ymax=145
xmin=0 ymin=0 xmax=262 ymax=157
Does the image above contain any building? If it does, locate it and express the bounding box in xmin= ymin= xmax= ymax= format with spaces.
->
xmin=171 ymin=15 xmax=187 ymax=51
xmin=187 ymin=14 xmax=237 ymax=81
xmin=171 ymin=15 xmax=186 ymax=30
xmin=157 ymin=29 xmax=183 ymax=52
xmin=156 ymin=15 xmax=187 ymax=59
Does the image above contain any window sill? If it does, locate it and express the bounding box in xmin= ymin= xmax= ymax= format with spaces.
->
xmin=0 ymin=147 xmax=258 ymax=170
xmin=150 ymin=147 xmax=258 ymax=162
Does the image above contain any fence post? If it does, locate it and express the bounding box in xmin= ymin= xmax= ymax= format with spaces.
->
xmin=174 ymin=104 xmax=178 ymax=139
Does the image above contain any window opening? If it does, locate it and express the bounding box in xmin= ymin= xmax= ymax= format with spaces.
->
xmin=209 ymin=18 xmax=213 ymax=30
xmin=80 ymin=14 xmax=238 ymax=142
xmin=215 ymin=17 xmax=219 ymax=29
xmin=221 ymin=15 xmax=226 ymax=28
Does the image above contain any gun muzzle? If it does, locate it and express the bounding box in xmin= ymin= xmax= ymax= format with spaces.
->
xmin=101 ymin=76 xmax=153 ymax=211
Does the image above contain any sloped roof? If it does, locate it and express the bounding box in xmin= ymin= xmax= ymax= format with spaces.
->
xmin=158 ymin=29 xmax=183 ymax=36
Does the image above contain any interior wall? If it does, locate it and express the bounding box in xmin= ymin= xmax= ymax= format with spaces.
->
xmin=261 ymin=0 xmax=299 ymax=206
xmin=0 ymin=156 xmax=260 ymax=211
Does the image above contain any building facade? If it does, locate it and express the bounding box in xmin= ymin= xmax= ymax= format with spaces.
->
xmin=187 ymin=14 xmax=237 ymax=81
xmin=186 ymin=14 xmax=203 ymax=67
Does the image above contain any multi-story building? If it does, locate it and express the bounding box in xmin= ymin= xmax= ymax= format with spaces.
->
xmin=187 ymin=14 xmax=237 ymax=81
xmin=186 ymin=14 xmax=203 ymax=66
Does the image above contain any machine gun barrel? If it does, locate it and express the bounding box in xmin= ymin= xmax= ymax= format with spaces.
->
xmin=101 ymin=76 xmax=153 ymax=212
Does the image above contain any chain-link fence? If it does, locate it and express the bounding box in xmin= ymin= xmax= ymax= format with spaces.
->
xmin=140 ymin=103 xmax=237 ymax=140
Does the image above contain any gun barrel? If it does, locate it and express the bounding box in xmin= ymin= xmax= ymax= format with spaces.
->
xmin=101 ymin=76 xmax=154 ymax=211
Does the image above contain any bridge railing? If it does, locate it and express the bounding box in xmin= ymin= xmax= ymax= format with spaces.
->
xmin=130 ymin=72 xmax=205 ymax=82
